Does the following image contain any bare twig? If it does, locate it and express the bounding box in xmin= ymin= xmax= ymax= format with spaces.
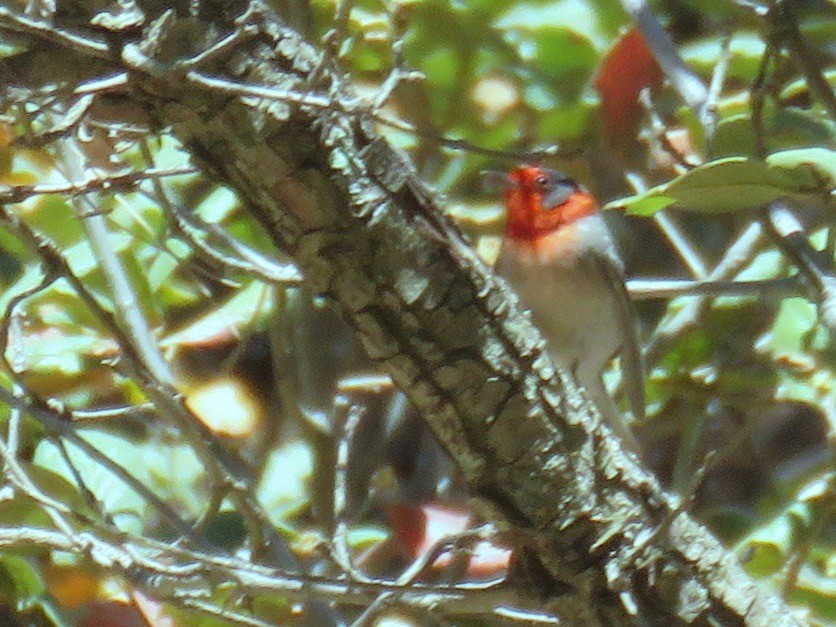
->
xmin=0 ymin=386 xmax=218 ymax=551
xmin=0 ymin=199 xmax=300 ymax=569
xmin=626 ymin=173 xmax=708 ymax=279
xmin=73 ymin=72 xmax=131 ymax=95
xmin=750 ymin=41 xmax=778 ymax=159
xmin=646 ymin=222 xmax=766 ymax=361
xmin=323 ymin=0 xmax=355 ymax=56
xmin=0 ymin=6 xmax=110 ymax=57
xmin=0 ymin=165 xmax=198 ymax=204
xmin=765 ymin=1 xmax=836 ymax=120
xmin=58 ymin=138 xmax=175 ymax=386
xmin=703 ymin=33 xmax=732 ymax=154
xmin=332 ymin=403 xmax=369 ymax=581
xmin=70 ymin=402 xmax=157 ymax=423
xmin=779 ymin=475 xmax=834 ymax=599
xmin=13 ymin=94 xmax=95 ymax=148
xmin=0 ymin=523 xmax=529 ymax=618
xmin=163 ymin=196 xmax=303 ymax=284
xmin=134 ymin=138 xmax=303 ymax=285
xmin=637 ymin=89 xmax=699 ymax=170
xmin=185 ymin=70 xmax=563 ymax=162
xmin=372 ymin=1 xmax=423 ymax=111
xmin=627 ymin=277 xmax=803 ymax=300
xmin=764 ymin=201 xmax=836 ymax=331
xmin=354 ymin=524 xmax=516 ymax=626
xmin=653 ymin=213 xmax=708 ymax=279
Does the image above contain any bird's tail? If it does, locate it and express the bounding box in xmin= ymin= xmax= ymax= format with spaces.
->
xmin=577 ymin=371 xmax=641 ymax=454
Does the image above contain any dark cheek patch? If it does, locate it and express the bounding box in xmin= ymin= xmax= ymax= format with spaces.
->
xmin=542 ymin=182 xmax=575 ymax=210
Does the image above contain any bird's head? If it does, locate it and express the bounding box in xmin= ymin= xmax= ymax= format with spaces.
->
xmin=499 ymin=165 xmax=597 ymax=243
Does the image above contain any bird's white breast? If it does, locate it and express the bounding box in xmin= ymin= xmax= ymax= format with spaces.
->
xmin=494 ymin=215 xmax=624 ymax=377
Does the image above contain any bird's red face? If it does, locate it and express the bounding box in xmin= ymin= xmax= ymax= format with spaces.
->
xmin=503 ymin=166 xmax=597 ymax=243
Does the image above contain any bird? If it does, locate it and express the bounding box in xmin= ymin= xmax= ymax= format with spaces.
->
xmin=493 ymin=164 xmax=645 ymax=450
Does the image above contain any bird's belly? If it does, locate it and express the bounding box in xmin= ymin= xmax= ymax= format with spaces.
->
xmin=496 ymin=253 xmax=621 ymax=372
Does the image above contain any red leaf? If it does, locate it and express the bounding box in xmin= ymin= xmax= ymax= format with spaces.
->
xmin=595 ymin=29 xmax=663 ymax=145
xmin=388 ymin=503 xmax=511 ymax=576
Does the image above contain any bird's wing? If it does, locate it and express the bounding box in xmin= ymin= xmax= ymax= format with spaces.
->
xmin=589 ymin=250 xmax=646 ymax=420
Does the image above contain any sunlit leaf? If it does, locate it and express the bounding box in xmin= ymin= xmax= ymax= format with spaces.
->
xmin=161 ymin=281 xmax=273 ymax=349
xmin=257 ymin=441 xmax=313 ymax=530
xmin=682 ymin=33 xmax=766 ymax=82
xmin=34 ymin=431 xmax=149 ymax=534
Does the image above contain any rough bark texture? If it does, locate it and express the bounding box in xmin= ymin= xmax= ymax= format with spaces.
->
xmin=0 ymin=2 xmax=808 ymax=625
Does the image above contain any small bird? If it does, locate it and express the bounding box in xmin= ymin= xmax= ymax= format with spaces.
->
xmin=494 ymin=165 xmax=645 ymax=449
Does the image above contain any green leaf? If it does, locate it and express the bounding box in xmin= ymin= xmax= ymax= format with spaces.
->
xmin=527 ymin=27 xmax=597 ymax=87
xmin=535 ymin=98 xmax=596 ymax=141
xmin=682 ymin=33 xmax=766 ymax=82
xmin=607 ymin=193 xmax=676 ymax=216
xmin=664 ymin=158 xmax=800 ymax=212
xmin=758 ymin=298 xmax=818 ymax=361
xmin=203 ymin=511 xmax=247 ymax=551
xmin=780 ymin=69 xmax=836 ymax=101
xmin=34 ymin=431 xmax=149 ymax=534
xmin=160 ymin=281 xmax=274 ymax=349
xmin=736 ymin=473 xmax=832 ymax=578
xmin=606 ymin=153 xmax=827 ymax=215
xmin=0 ymin=554 xmax=45 ymax=602
xmin=494 ymin=0 xmax=619 ymax=51
xmin=766 ymin=148 xmax=836 ymax=187
xmin=257 ymin=441 xmax=312 ymax=530
xmin=348 ymin=525 xmax=389 ymax=550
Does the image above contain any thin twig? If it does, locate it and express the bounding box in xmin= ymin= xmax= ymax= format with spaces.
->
xmin=13 ymin=94 xmax=95 ymax=148
xmin=70 ymin=402 xmax=156 ymax=423
xmin=763 ymin=201 xmax=836 ymax=331
xmin=645 ymin=222 xmax=766 ymax=362
xmin=703 ymin=33 xmax=732 ymax=156
xmin=354 ymin=525 xmax=509 ymax=626
xmin=372 ymin=1 xmax=423 ymax=111
xmin=0 ymin=387 xmax=219 ymax=551
xmin=0 ymin=6 xmax=110 ymax=58
xmin=54 ymin=437 xmax=114 ymax=524
xmin=186 ymin=70 xmax=563 ymax=161
xmin=626 ymin=173 xmax=707 ymax=279
xmin=750 ymin=42 xmax=777 ymax=159
xmin=766 ymin=1 xmax=836 ymax=120
xmin=0 ymin=202 xmax=295 ymax=562
xmin=0 ymin=165 xmax=198 ymax=204
xmin=5 ymin=384 xmax=23 ymax=458
xmin=332 ymin=403 xmax=368 ymax=581
xmin=653 ymin=213 xmax=708 ymax=279
xmin=73 ymin=72 xmax=131 ymax=95
xmin=58 ymin=138 xmax=176 ymax=386
xmin=637 ymin=89 xmax=699 ymax=170
xmin=626 ymin=277 xmax=802 ymax=300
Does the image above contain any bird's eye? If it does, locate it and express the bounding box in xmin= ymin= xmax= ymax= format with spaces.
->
xmin=534 ymin=175 xmax=550 ymax=191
